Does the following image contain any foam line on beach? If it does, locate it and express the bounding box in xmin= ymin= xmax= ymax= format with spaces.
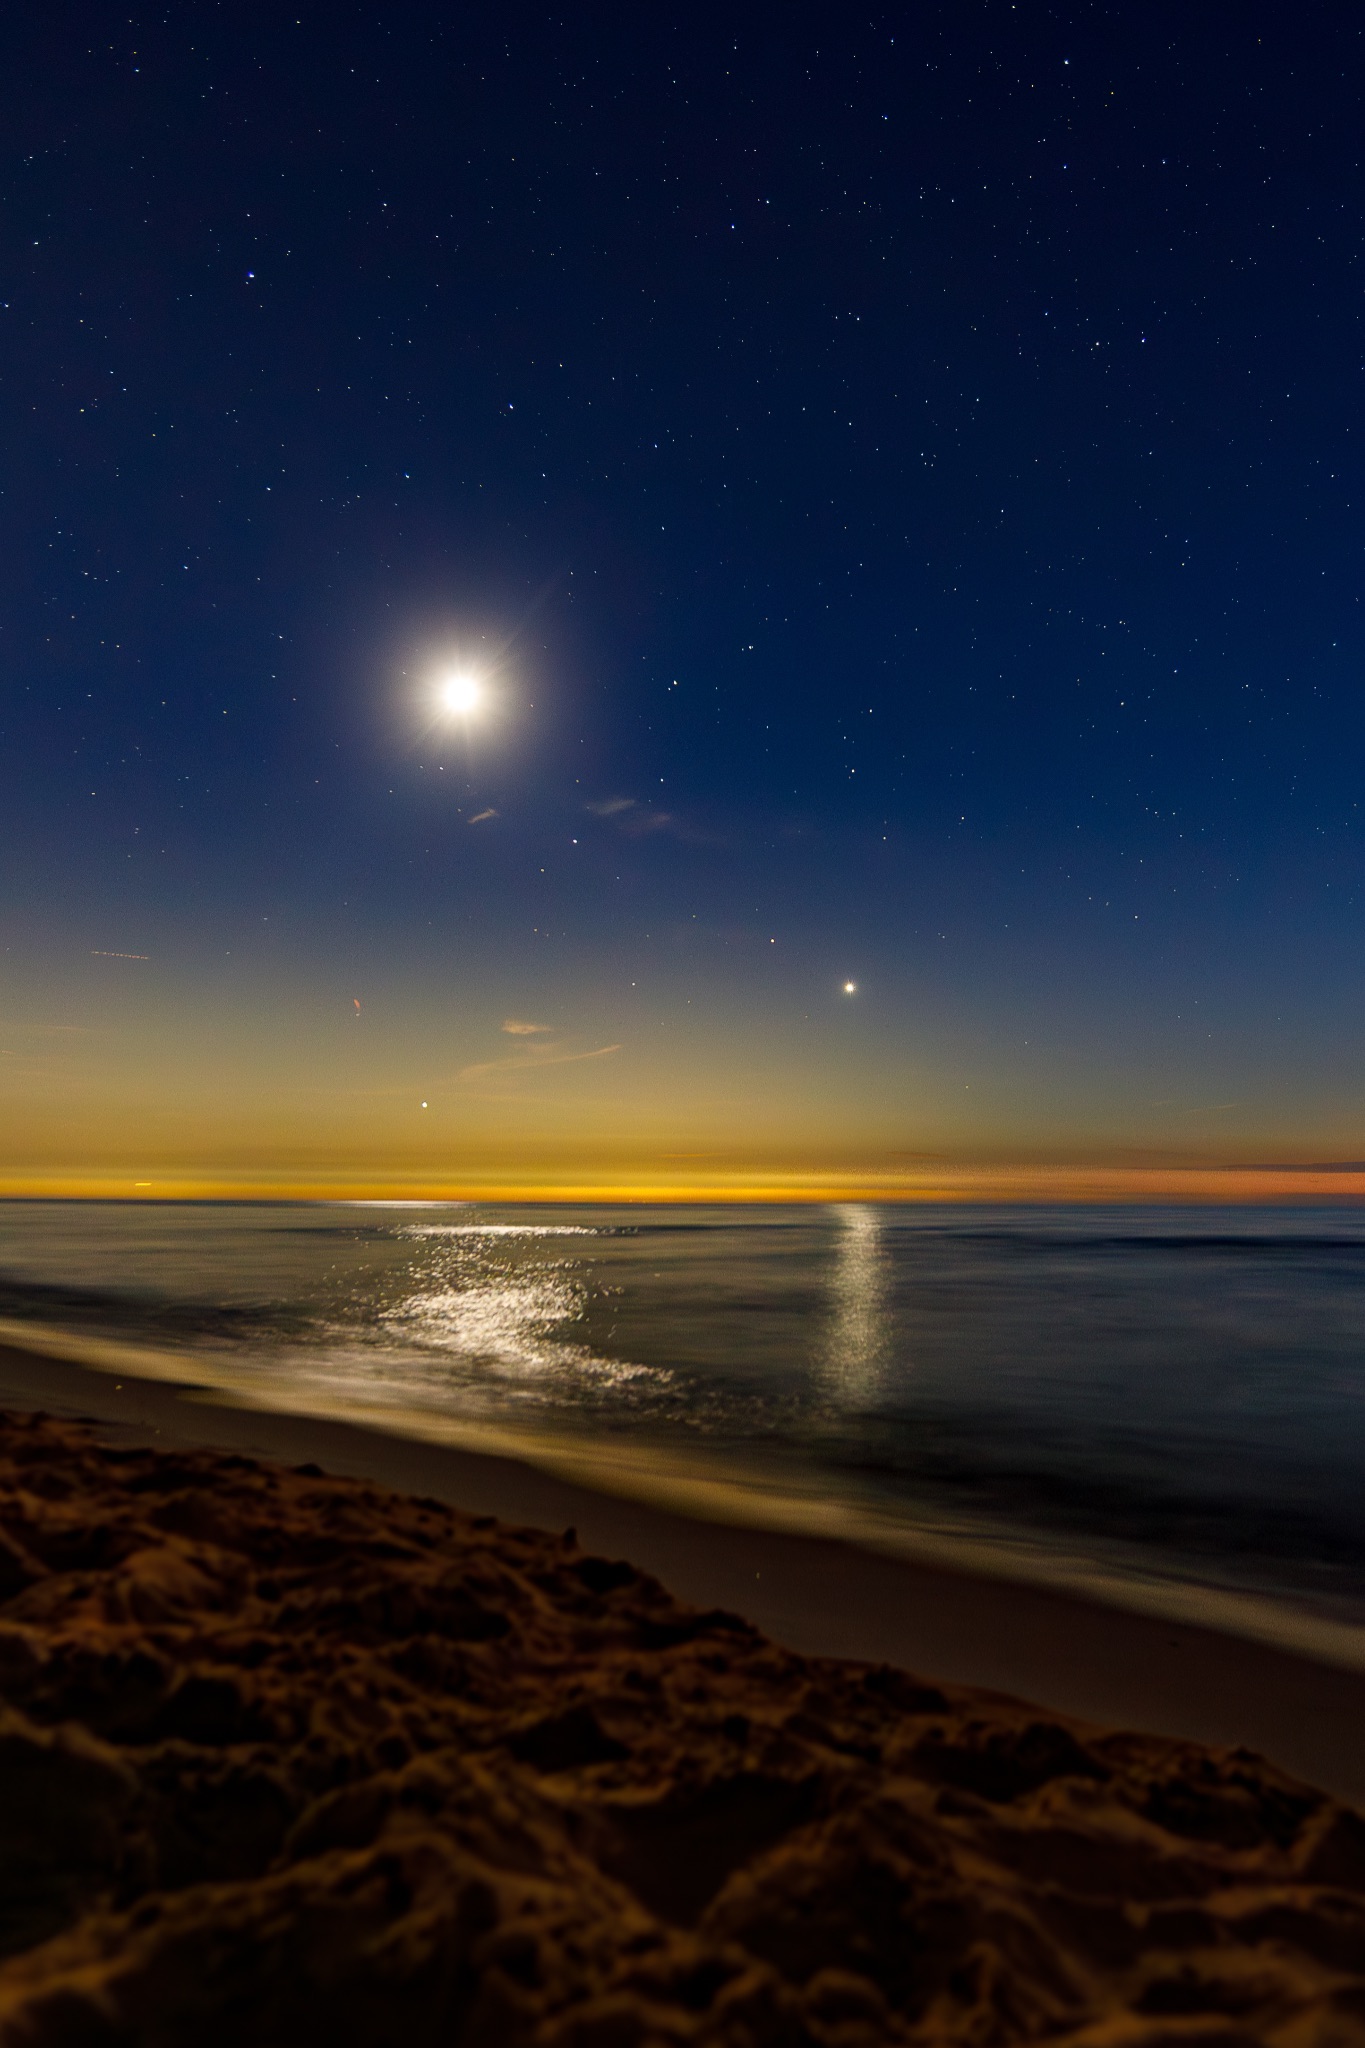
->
xmin=4 ymin=1312 xmax=1364 ymax=1678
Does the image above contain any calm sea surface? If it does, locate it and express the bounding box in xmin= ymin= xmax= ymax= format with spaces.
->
xmin=2 ymin=1200 xmax=1364 ymax=1649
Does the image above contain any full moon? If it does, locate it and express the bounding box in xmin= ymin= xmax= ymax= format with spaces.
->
xmin=439 ymin=673 xmax=481 ymax=716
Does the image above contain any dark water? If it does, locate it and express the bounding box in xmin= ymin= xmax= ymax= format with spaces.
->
xmin=2 ymin=1200 xmax=1364 ymax=1646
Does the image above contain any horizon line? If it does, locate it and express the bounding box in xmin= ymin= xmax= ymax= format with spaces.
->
xmin=6 ymin=1165 xmax=1365 ymax=1205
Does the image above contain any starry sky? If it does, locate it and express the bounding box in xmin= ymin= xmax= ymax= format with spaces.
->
xmin=3 ymin=4 xmax=1365 ymax=1198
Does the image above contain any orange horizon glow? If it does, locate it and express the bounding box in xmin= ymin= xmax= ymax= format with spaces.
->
xmin=5 ymin=1165 xmax=1365 ymax=1205
xmin=10 ymin=941 xmax=1365 ymax=1211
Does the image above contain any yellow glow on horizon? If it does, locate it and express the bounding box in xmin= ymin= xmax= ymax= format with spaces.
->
xmin=5 ymin=1166 xmax=1365 ymax=1205
xmin=9 ymin=939 xmax=1365 ymax=1212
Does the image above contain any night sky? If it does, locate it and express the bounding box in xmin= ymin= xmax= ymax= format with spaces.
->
xmin=4 ymin=5 xmax=1365 ymax=1197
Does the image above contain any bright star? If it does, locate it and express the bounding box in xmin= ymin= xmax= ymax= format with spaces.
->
xmin=843 ymin=981 xmax=857 ymax=995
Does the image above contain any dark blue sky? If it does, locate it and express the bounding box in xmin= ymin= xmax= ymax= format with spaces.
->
xmin=4 ymin=3 xmax=1365 ymax=1190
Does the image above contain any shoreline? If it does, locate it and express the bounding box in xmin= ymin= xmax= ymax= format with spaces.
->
xmin=1 ymin=1327 xmax=1363 ymax=1806
xmin=5 ymin=1316 xmax=1364 ymax=1678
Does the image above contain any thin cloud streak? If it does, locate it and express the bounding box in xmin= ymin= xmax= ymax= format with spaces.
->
xmin=457 ymin=1043 xmax=622 ymax=1081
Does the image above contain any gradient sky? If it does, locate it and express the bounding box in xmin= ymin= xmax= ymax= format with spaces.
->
xmin=3 ymin=4 xmax=1365 ymax=1197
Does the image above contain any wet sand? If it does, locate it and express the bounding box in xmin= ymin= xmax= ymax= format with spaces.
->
xmin=1 ymin=1333 xmax=1363 ymax=1809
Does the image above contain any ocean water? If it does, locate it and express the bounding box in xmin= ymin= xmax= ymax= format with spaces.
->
xmin=2 ymin=1199 xmax=1364 ymax=1657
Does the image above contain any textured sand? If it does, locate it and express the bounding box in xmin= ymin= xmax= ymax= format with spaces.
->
xmin=0 ymin=1408 xmax=1362 ymax=2046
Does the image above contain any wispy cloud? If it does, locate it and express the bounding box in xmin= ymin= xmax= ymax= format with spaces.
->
xmin=458 ymin=1043 xmax=621 ymax=1082
xmin=587 ymin=794 xmax=718 ymax=845
xmin=468 ymin=807 xmax=499 ymax=824
xmin=502 ymin=1018 xmax=551 ymax=1036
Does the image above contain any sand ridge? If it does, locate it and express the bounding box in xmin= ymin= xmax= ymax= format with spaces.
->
xmin=0 ymin=1410 xmax=1361 ymax=2045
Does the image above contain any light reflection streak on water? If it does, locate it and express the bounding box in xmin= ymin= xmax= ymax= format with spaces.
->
xmin=380 ymin=1231 xmax=663 ymax=1402
xmin=826 ymin=1204 xmax=889 ymax=1404
xmin=399 ymin=1225 xmax=600 ymax=1239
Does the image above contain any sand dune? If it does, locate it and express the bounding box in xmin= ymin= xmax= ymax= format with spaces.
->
xmin=0 ymin=1407 xmax=1361 ymax=2045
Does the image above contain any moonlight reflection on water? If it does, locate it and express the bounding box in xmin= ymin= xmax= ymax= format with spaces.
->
xmin=2 ymin=1200 xmax=1365 ymax=1640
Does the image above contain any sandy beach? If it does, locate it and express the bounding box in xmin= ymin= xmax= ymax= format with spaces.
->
xmin=1 ymin=1331 xmax=1363 ymax=1811
xmin=0 ymin=1382 xmax=1363 ymax=2044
